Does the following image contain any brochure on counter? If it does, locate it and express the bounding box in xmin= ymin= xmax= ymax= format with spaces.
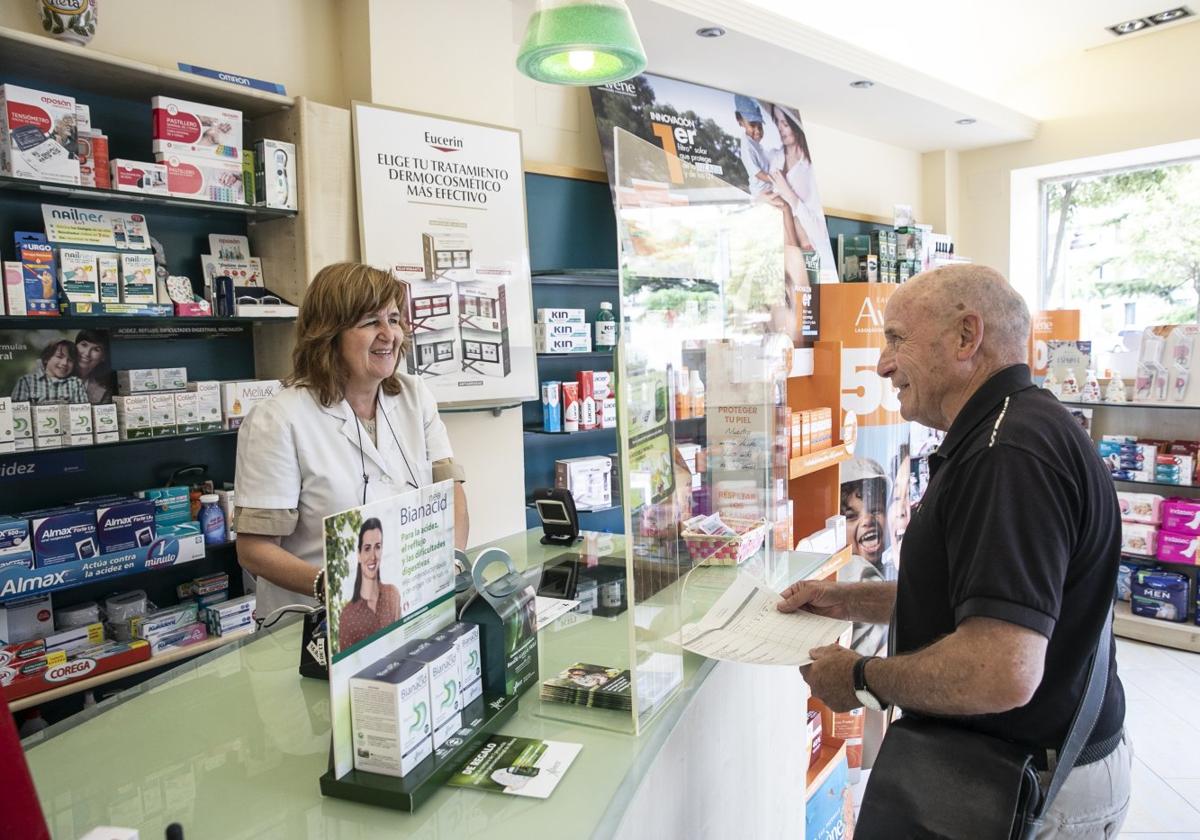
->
xmin=447 ymin=735 xmax=581 ymax=799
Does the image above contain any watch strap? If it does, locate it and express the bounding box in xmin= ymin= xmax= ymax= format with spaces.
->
xmin=854 ymin=655 xmax=878 ymax=691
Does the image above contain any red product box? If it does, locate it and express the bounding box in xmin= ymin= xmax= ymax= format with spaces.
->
xmin=0 ymin=638 xmax=149 ymax=701
xmin=576 ymin=371 xmax=597 ymax=430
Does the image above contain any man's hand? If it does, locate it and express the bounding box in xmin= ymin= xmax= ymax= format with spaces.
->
xmin=802 ymin=645 xmax=861 ymax=712
xmin=777 ymin=580 xmax=850 ymax=620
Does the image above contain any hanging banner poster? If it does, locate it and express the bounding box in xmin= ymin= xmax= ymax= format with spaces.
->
xmin=323 ymin=480 xmax=457 ymax=778
xmin=1030 ymin=309 xmax=1081 ymax=379
xmin=589 ymin=73 xmax=838 ymax=286
xmin=352 ymin=103 xmax=537 ymax=408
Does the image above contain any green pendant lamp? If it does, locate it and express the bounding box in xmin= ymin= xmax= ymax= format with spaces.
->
xmin=517 ymin=0 xmax=647 ymax=86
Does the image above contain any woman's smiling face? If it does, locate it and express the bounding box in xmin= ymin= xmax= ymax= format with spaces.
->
xmin=358 ymin=527 xmax=383 ymax=581
xmin=45 ymin=344 xmax=74 ymax=379
xmin=75 ymin=339 xmax=104 ymax=377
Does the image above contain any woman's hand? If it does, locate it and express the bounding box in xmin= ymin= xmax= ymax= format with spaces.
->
xmin=769 ymin=169 xmax=797 ymax=204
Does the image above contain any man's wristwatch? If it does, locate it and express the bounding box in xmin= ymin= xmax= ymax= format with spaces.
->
xmin=854 ymin=655 xmax=887 ymax=711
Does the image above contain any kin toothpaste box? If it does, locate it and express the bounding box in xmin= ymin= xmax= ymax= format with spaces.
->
xmin=95 ymin=499 xmax=156 ymax=554
xmin=350 ymin=653 xmax=433 ymax=778
xmin=432 ymin=621 xmax=483 ymax=706
xmin=0 ymin=518 xmax=33 ymax=572
xmin=32 ymin=509 xmax=99 ymax=566
xmin=401 ymin=638 xmax=462 ymax=748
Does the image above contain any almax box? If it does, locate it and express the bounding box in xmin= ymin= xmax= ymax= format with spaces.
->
xmin=0 ymin=518 xmax=33 ymax=572
xmin=95 ymin=499 xmax=156 ymax=553
xmin=349 ymin=653 xmax=434 ymax=778
xmin=32 ymin=509 xmax=98 ymax=566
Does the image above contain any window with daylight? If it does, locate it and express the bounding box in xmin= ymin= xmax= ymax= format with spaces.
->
xmin=1041 ymin=157 xmax=1200 ymax=361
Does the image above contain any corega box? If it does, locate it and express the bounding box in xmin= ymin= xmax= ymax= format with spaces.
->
xmin=114 ymin=394 xmax=152 ymax=439
xmin=402 ymin=638 xmax=462 ymax=748
xmin=432 ymin=621 xmax=483 ymax=706
xmin=149 ymin=393 xmax=177 ymax=436
xmin=174 ymin=391 xmax=200 ymax=433
xmin=555 ymin=456 xmax=613 ymax=511
xmin=92 ymin=403 xmax=118 ymax=443
xmin=159 ymin=366 xmax=188 ymax=391
xmin=350 ymin=653 xmax=433 ymax=778
xmin=0 ymin=397 xmax=13 ymax=453
xmin=11 ymin=401 xmax=32 ymax=451
xmin=118 ymin=368 xmax=160 ymax=394
xmin=221 ymin=380 xmax=280 ymax=429
xmin=187 ymin=381 xmax=222 ymax=431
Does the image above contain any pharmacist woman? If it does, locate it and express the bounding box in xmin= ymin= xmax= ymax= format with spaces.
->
xmin=233 ymin=262 xmax=468 ymax=620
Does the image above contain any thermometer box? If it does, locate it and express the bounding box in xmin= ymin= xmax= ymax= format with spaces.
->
xmin=350 ymin=654 xmax=433 ymax=778
xmin=253 ymin=138 xmax=297 ymax=210
xmin=0 ymin=84 xmax=80 ymax=185
xmin=401 ymin=639 xmax=462 ymax=748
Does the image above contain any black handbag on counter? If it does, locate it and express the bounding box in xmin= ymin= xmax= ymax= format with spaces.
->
xmin=855 ymin=610 xmax=1112 ymax=840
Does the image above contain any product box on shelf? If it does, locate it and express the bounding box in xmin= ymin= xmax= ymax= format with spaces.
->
xmin=541 ymin=381 xmax=562 ymax=432
xmin=157 ymin=155 xmax=245 ymax=204
xmin=95 ymin=500 xmax=155 ymax=554
xmin=203 ymin=595 xmax=255 ymax=636
xmin=0 ymin=518 xmax=33 ymax=572
xmin=0 ymin=397 xmax=13 ymax=453
xmin=149 ymin=393 xmax=177 ymax=437
xmin=0 ymin=84 xmax=80 ymax=185
xmin=11 ymin=401 xmax=32 ymax=451
xmin=432 ymin=621 xmax=483 ymax=707
xmin=400 ymin=638 xmax=463 ymax=749
xmin=0 ymin=622 xmax=104 ymax=670
xmin=16 ymin=231 xmax=58 ymax=316
xmin=129 ymin=602 xmax=199 ymax=640
xmin=4 ymin=261 xmax=26 ymax=316
xmin=60 ymin=403 xmax=92 ymax=443
xmin=576 ymin=371 xmax=598 ymax=431
xmin=31 ymin=509 xmax=98 ymax=566
xmin=555 ymin=456 xmax=613 ymax=510
xmin=114 ymin=395 xmax=152 ymax=439
xmin=173 ymin=391 xmax=200 ymax=434
xmin=561 ymin=382 xmax=579 ymax=432
xmin=220 ymin=380 xmax=280 ymax=429
xmin=119 ymin=253 xmax=157 ymax=305
xmin=1155 ymin=454 xmax=1195 ymax=486
xmin=1121 ymin=522 xmax=1158 ymax=557
xmin=96 ymin=252 xmax=120 ymax=303
xmin=1117 ymin=491 xmax=1162 ymax=524
xmin=536 ymin=308 xmax=586 ymax=324
xmin=253 ymin=138 xmax=297 ymax=210
xmin=349 ymin=653 xmax=433 ymax=778
xmin=1163 ymin=499 xmax=1200 ymax=536
xmin=1134 ymin=325 xmax=1200 ymax=405
xmin=151 ymin=96 xmax=242 ymax=162
xmin=242 ymin=147 xmax=255 ymax=205
xmin=92 ymin=403 xmax=118 ymax=443
xmin=118 ymin=368 xmax=160 ymax=394
xmin=0 ymin=638 xmax=150 ymax=701
xmin=1158 ymin=531 xmax=1200 ymax=565
xmin=146 ymin=621 xmax=208 ymax=656
xmin=77 ymin=130 xmax=109 ymax=189
xmin=58 ymin=248 xmax=100 ymax=303
xmin=1131 ymin=568 xmax=1189 ymax=622
xmin=159 ymin=366 xmax=188 ymax=391
xmin=0 ymin=594 xmax=53 ymax=644
xmin=33 ymin=404 xmax=62 ymax=449
xmin=110 ymin=159 xmax=168 ymax=196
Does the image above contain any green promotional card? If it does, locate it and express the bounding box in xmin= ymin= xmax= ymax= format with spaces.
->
xmin=447 ymin=736 xmax=581 ymax=799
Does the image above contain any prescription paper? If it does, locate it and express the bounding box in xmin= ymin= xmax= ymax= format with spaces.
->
xmin=681 ymin=570 xmax=850 ymax=666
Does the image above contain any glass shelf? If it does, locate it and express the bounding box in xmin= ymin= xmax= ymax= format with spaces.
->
xmin=536 ymin=352 xmax=615 ymax=360
xmin=0 ymin=429 xmax=236 ymax=461
xmin=0 ymin=174 xmax=298 ymax=219
xmin=1060 ymin=399 xmax=1200 ymax=411
xmin=523 ymin=425 xmax=615 ymax=437
xmin=1110 ymin=476 xmax=1198 ymax=490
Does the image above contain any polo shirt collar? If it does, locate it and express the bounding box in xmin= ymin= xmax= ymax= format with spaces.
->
xmin=934 ymin=364 xmax=1034 ymax=462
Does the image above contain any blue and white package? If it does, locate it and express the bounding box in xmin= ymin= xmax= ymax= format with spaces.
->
xmin=31 ymin=510 xmax=98 ymax=566
xmin=95 ymin=499 xmax=156 ymax=553
xmin=1116 ymin=560 xmax=1143 ymax=603
xmin=0 ymin=518 xmax=33 ymax=572
xmin=1131 ymin=569 xmax=1189 ymax=623
xmin=542 ymin=381 xmax=562 ymax=432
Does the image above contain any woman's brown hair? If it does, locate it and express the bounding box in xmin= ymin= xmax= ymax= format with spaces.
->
xmin=286 ymin=262 xmax=412 ymax=406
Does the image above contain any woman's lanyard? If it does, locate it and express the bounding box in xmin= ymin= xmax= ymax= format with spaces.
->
xmin=353 ymin=391 xmax=420 ymax=504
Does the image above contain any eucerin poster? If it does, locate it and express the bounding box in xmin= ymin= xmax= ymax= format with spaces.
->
xmin=589 ymin=73 xmax=838 ymax=285
xmin=352 ymin=103 xmax=537 ymax=408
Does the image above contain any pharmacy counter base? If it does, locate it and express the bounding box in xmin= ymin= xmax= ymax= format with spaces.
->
xmin=24 ymin=530 xmax=839 ymax=840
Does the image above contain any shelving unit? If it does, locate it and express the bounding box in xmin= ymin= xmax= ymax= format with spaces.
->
xmin=0 ymin=429 xmax=236 ymax=462
xmin=1113 ymin=601 xmax=1200 ymax=653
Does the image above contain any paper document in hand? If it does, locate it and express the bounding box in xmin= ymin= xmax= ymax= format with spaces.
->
xmin=681 ymin=572 xmax=850 ymax=666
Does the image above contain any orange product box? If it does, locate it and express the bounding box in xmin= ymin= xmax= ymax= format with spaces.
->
xmin=820 ymin=703 xmax=865 ymax=772
xmin=811 ymin=407 xmax=832 ymax=451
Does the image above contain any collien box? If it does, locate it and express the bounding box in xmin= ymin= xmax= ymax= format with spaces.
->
xmin=95 ymin=499 xmax=155 ymax=553
xmin=0 ymin=518 xmax=33 ymax=572
xmin=32 ymin=509 xmax=98 ymax=566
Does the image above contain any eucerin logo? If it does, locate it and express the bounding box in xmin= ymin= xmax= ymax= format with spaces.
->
xmin=45 ymin=658 xmax=96 ymax=683
xmin=424 ymin=131 xmax=463 ymax=153
xmin=1 ymin=570 xmax=68 ymax=597
xmin=42 ymin=525 xmax=88 ymax=540
xmin=50 ymin=207 xmax=106 ymax=223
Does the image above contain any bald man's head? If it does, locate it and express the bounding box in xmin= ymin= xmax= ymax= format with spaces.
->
xmin=898 ymin=265 xmax=1030 ymax=365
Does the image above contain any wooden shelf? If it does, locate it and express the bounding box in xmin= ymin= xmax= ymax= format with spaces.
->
xmin=805 ymin=545 xmax=852 ymax=581
xmin=1113 ymin=601 xmax=1200 ymax=653
xmin=789 ymin=443 xmax=852 ymax=480
xmin=7 ymin=629 xmax=254 ymax=712
xmin=0 ymin=25 xmax=293 ymax=118
xmin=806 ymin=737 xmax=848 ymax=799
xmin=0 ymin=175 xmax=298 ymax=219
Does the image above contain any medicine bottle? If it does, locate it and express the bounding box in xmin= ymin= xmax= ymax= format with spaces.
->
xmin=198 ymin=494 xmax=227 ymax=545
xmin=595 ymin=302 xmax=616 ymax=350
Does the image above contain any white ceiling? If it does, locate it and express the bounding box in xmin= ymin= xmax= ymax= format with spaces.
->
xmin=627 ymin=0 xmax=1196 ymax=152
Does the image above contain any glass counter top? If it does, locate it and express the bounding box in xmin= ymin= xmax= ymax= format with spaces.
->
xmin=25 ymin=529 xmax=836 ymax=840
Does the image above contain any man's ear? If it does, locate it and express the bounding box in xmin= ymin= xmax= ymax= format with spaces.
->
xmin=957 ymin=312 xmax=984 ymax=360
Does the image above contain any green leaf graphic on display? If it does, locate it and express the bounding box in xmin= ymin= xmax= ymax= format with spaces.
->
xmin=409 ymin=701 xmax=427 ymax=732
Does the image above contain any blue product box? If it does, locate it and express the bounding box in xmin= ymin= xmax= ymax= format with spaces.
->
xmin=95 ymin=499 xmax=157 ymax=553
xmin=31 ymin=510 xmax=99 ymax=566
xmin=0 ymin=518 xmax=34 ymax=572
xmin=1132 ymin=569 xmax=1189 ymax=622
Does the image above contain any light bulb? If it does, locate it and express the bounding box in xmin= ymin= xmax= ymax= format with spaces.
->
xmin=567 ymin=50 xmax=596 ymax=71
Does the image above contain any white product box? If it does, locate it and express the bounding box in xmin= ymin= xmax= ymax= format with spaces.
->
xmin=74 ymin=103 xmax=91 ymax=135
xmin=0 ymin=397 xmax=12 ymax=453
xmin=825 ymin=514 xmax=848 ymax=551
xmin=157 ymin=154 xmax=245 ymax=205
xmin=92 ymin=403 xmax=118 ymax=443
xmin=97 ymin=252 xmax=120 ymax=303
xmin=535 ymin=322 xmax=590 ymax=340
xmin=215 ymin=489 xmax=236 ymax=532
xmin=534 ymin=329 xmax=592 ymax=354
xmin=110 ymin=159 xmax=168 ymax=195
xmin=149 ymin=393 xmax=177 ymax=436
xmin=114 ymin=394 xmax=152 ymax=439
xmin=350 ymin=654 xmax=433 ymax=778
xmin=34 ymin=403 xmax=62 ymax=438
xmin=4 ymin=261 xmax=25 ymax=316
xmin=120 ymin=252 xmax=156 ymax=304
xmin=151 ymin=96 xmax=243 ymax=161
xmin=555 ymin=456 xmax=613 ymax=510
xmin=10 ymin=401 xmax=32 ymax=451
xmin=0 ymin=594 xmax=53 ymax=644
xmin=159 ymin=366 xmax=188 ymax=391
xmin=536 ymin=308 xmax=586 ymax=324
xmin=221 ymin=380 xmax=280 ymax=429
xmin=117 ymin=368 xmax=160 ymax=394
xmin=33 ymin=435 xmax=63 ymax=450
xmin=0 ymin=84 xmax=80 ymax=185
xmin=0 ymin=518 xmax=33 ymax=572
xmin=402 ymin=639 xmax=463 ymax=748
xmin=58 ymin=248 xmax=99 ymax=303
xmin=601 ymin=396 xmax=617 ymax=430
xmin=187 ymin=381 xmax=223 ymax=431
xmin=253 ymin=139 xmax=297 ymax=210
xmin=174 ymin=391 xmax=200 ymax=433
xmin=432 ymin=622 xmax=483 ymax=707
xmin=60 ymin=403 xmax=92 ymax=438
xmin=592 ymin=371 xmax=613 ymax=399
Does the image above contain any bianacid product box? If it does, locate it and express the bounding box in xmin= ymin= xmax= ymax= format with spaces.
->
xmin=92 ymin=403 xmax=118 ymax=443
xmin=1132 ymin=569 xmax=1189 ymax=622
xmin=432 ymin=622 xmax=483 ymax=706
xmin=33 ymin=404 xmax=62 ymax=438
xmin=58 ymin=248 xmax=99 ymax=303
xmin=401 ymin=639 xmax=462 ymax=748
xmin=0 ymin=518 xmax=34 ymax=572
xmin=32 ymin=509 xmax=98 ymax=566
xmin=117 ymin=368 xmax=160 ymax=394
xmin=60 ymin=402 xmax=93 ymax=446
xmin=97 ymin=252 xmax=120 ymax=303
xmin=187 ymin=381 xmax=223 ymax=431
xmin=253 ymin=139 xmax=297 ymax=210
xmin=151 ymin=96 xmax=242 ymax=162
xmin=149 ymin=392 xmax=177 ymax=436
xmin=95 ymin=499 xmax=156 ymax=553
xmin=120 ymin=252 xmax=156 ymax=304
xmin=0 ymin=397 xmax=13 ymax=453
xmin=0 ymin=84 xmax=80 ymax=185
xmin=350 ymin=653 xmax=433 ymax=778
xmin=221 ymin=380 xmax=280 ymax=429
xmin=110 ymin=159 xmax=168 ymax=195
xmin=10 ymin=401 xmax=32 ymax=451
xmin=158 ymin=155 xmax=245 ymax=204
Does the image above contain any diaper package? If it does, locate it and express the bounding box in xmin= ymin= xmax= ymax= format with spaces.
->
xmin=1131 ymin=569 xmax=1189 ymax=623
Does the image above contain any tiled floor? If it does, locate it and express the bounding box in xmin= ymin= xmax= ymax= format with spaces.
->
xmin=851 ymin=637 xmax=1200 ymax=838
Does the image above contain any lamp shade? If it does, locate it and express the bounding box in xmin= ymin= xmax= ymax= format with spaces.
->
xmin=516 ymin=0 xmax=647 ymax=86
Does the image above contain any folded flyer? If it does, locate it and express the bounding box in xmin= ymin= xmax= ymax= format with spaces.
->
xmin=447 ymin=735 xmax=581 ymax=799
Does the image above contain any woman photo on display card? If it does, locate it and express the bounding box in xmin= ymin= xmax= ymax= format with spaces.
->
xmin=336 ymin=518 xmax=400 ymax=651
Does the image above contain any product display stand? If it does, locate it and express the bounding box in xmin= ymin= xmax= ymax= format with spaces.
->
xmin=319 ymin=693 xmax=518 ymax=812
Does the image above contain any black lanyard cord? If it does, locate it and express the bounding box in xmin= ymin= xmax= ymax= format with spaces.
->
xmin=351 ymin=390 xmax=420 ymax=505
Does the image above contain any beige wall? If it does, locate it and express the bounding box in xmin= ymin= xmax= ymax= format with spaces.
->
xmin=956 ymin=22 xmax=1200 ymax=281
xmin=0 ymin=0 xmax=348 ymax=106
